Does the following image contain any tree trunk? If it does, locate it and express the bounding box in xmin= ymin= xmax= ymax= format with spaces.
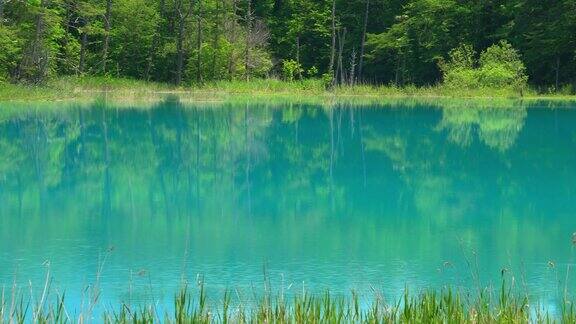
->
xmin=328 ymin=0 xmax=336 ymax=79
xmin=210 ymin=0 xmax=222 ymax=80
xmin=196 ymin=0 xmax=203 ymax=84
xmin=145 ymin=33 xmax=156 ymax=81
xmin=227 ymin=0 xmax=238 ymax=80
xmin=175 ymin=0 xmax=194 ymax=85
xmin=145 ymin=0 xmax=165 ymax=81
xmin=358 ymin=0 xmax=370 ymax=83
xmin=102 ymin=0 xmax=112 ymax=74
xmin=176 ymin=11 xmax=185 ymax=85
xmin=336 ymin=28 xmax=346 ymax=85
xmin=19 ymin=0 xmax=49 ymax=83
xmin=349 ymin=48 xmax=356 ymax=85
xmin=296 ymin=35 xmax=302 ymax=79
xmin=244 ymin=0 xmax=252 ymax=81
xmin=555 ymin=56 xmax=560 ymax=91
xmin=79 ymin=31 xmax=87 ymax=74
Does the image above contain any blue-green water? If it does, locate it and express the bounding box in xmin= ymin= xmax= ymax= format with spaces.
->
xmin=0 ymin=99 xmax=575 ymax=311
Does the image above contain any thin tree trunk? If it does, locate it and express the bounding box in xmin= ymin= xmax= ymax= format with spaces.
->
xmin=79 ymin=31 xmax=87 ymax=74
xmin=175 ymin=0 xmax=193 ymax=85
xmin=244 ymin=0 xmax=252 ymax=81
xmin=296 ymin=35 xmax=302 ymax=79
xmin=210 ymin=0 xmax=222 ymax=79
xmin=227 ymin=0 xmax=238 ymax=79
xmin=20 ymin=0 xmax=48 ymax=82
xmin=358 ymin=0 xmax=370 ymax=83
xmin=336 ymin=28 xmax=346 ymax=85
xmin=394 ymin=55 xmax=400 ymax=85
xmin=102 ymin=0 xmax=112 ymax=74
xmin=555 ymin=56 xmax=560 ymax=91
xmin=335 ymin=29 xmax=341 ymax=84
xmin=349 ymin=48 xmax=356 ymax=85
xmin=176 ymin=12 xmax=185 ymax=85
xmin=145 ymin=33 xmax=157 ymax=81
xmin=328 ymin=0 xmax=336 ymax=83
xmin=145 ymin=0 xmax=165 ymax=81
xmin=196 ymin=0 xmax=203 ymax=83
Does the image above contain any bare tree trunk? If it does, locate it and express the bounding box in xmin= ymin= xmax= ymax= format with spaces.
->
xmin=336 ymin=28 xmax=346 ymax=85
xmin=175 ymin=0 xmax=194 ymax=85
xmin=79 ymin=31 xmax=87 ymax=74
xmin=18 ymin=0 xmax=49 ymax=83
xmin=335 ymin=29 xmax=341 ymax=84
xmin=210 ymin=0 xmax=222 ymax=79
xmin=176 ymin=12 xmax=185 ymax=85
xmin=145 ymin=0 xmax=166 ymax=81
xmin=328 ymin=0 xmax=336 ymax=80
xmin=145 ymin=35 xmax=156 ymax=81
xmin=296 ymin=35 xmax=302 ymax=79
xmin=227 ymin=0 xmax=238 ymax=79
xmin=358 ymin=0 xmax=370 ymax=83
xmin=349 ymin=48 xmax=356 ymax=85
xmin=102 ymin=0 xmax=112 ymax=74
xmin=555 ymin=56 xmax=560 ymax=91
xmin=394 ymin=55 xmax=400 ymax=85
xmin=196 ymin=0 xmax=203 ymax=84
xmin=244 ymin=0 xmax=252 ymax=81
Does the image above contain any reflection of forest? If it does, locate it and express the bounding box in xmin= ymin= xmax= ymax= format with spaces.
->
xmin=0 ymin=98 xmax=575 ymax=285
xmin=437 ymin=102 xmax=527 ymax=151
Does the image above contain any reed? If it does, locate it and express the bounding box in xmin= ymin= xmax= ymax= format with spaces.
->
xmin=1 ymin=278 xmax=574 ymax=324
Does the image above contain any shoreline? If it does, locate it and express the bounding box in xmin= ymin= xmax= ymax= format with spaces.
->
xmin=1 ymin=77 xmax=575 ymax=105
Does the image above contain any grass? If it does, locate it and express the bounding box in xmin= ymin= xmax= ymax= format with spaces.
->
xmin=1 ymin=76 xmax=575 ymax=105
xmin=1 ymin=277 xmax=574 ymax=323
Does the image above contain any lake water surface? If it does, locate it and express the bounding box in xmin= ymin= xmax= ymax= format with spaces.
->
xmin=0 ymin=98 xmax=575 ymax=311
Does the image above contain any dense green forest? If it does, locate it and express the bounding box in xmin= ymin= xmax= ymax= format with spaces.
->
xmin=0 ymin=0 xmax=574 ymax=91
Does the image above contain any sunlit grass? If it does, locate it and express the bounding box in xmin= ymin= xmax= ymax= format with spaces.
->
xmin=1 ymin=76 xmax=575 ymax=104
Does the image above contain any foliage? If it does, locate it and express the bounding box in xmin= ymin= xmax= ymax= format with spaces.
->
xmin=0 ymin=0 xmax=573 ymax=90
xmin=281 ymin=59 xmax=303 ymax=81
xmin=478 ymin=41 xmax=528 ymax=89
xmin=0 ymin=26 xmax=22 ymax=82
xmin=439 ymin=44 xmax=479 ymax=89
xmin=441 ymin=41 xmax=528 ymax=91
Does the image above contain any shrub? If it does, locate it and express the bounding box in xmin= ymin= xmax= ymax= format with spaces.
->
xmin=440 ymin=41 xmax=528 ymax=92
xmin=439 ymin=44 xmax=479 ymax=89
xmin=281 ymin=59 xmax=303 ymax=81
xmin=306 ymin=66 xmax=319 ymax=78
xmin=0 ymin=26 xmax=22 ymax=83
xmin=477 ymin=41 xmax=528 ymax=89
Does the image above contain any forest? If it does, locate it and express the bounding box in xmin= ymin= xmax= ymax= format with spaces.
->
xmin=0 ymin=0 xmax=575 ymax=92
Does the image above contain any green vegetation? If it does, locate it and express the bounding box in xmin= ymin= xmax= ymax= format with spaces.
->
xmin=2 ymin=75 xmax=576 ymax=104
xmin=0 ymin=0 xmax=574 ymax=95
xmin=440 ymin=41 xmax=528 ymax=92
xmin=1 ymin=279 xmax=575 ymax=323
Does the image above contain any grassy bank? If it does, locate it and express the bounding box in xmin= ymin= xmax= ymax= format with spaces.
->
xmin=1 ymin=281 xmax=574 ymax=323
xmin=1 ymin=76 xmax=575 ymax=104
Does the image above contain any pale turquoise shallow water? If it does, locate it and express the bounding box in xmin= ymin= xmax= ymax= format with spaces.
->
xmin=0 ymin=99 xmax=575 ymax=311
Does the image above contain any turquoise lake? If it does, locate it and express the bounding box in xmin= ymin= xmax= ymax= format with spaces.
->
xmin=0 ymin=98 xmax=575 ymax=311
